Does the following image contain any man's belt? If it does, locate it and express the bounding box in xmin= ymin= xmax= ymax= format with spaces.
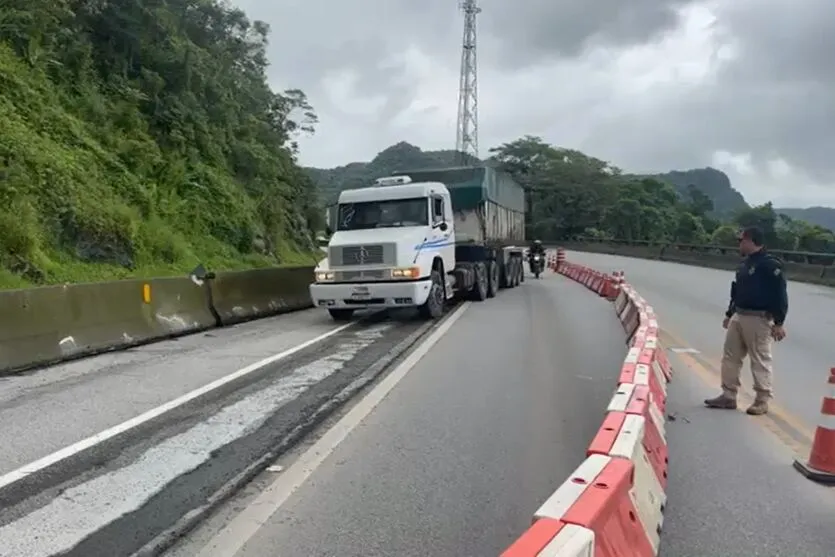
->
xmin=736 ymin=309 xmax=770 ymax=318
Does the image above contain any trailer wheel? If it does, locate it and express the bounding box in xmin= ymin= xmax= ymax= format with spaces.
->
xmin=487 ymin=261 xmax=499 ymax=297
xmin=469 ymin=262 xmax=488 ymax=301
xmin=328 ymin=308 xmax=354 ymax=321
xmin=418 ymin=270 xmax=445 ymax=319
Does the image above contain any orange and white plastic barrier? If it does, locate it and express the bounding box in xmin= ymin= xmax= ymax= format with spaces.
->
xmin=556 ymin=248 xmax=566 ymax=272
xmin=794 ymin=367 xmax=835 ymax=484
xmin=502 ymin=251 xmax=672 ymax=556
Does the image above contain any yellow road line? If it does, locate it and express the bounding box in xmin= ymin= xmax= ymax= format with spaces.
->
xmin=658 ymin=327 xmax=815 ymax=460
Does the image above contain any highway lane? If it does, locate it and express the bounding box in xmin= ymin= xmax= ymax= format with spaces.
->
xmin=567 ymin=251 xmax=835 ymax=557
xmin=0 ymin=309 xmax=428 ymax=557
xmin=168 ymin=272 xmax=628 ymax=557
xmin=567 ymin=250 xmax=832 ymax=431
xmin=0 ymin=308 xmax=343 ymax=475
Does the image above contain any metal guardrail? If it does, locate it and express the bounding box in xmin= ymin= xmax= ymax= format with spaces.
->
xmin=558 ymin=237 xmax=835 ymax=266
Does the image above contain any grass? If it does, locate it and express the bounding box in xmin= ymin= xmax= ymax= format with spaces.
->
xmin=0 ymin=43 xmax=321 ymax=290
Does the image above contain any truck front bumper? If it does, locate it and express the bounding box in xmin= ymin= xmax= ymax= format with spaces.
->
xmin=309 ymin=279 xmax=433 ymax=309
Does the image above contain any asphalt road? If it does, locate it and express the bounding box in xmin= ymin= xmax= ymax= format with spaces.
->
xmin=567 ymin=251 xmax=835 ymax=557
xmin=0 ymin=309 xmax=427 ymax=557
xmin=568 ymin=250 xmax=835 ymax=428
xmin=0 ymin=309 xmax=342 ymax=475
xmin=169 ymin=272 xmax=628 ymax=557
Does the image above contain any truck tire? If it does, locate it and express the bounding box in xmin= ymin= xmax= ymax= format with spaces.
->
xmin=469 ymin=262 xmax=488 ymax=301
xmin=328 ymin=308 xmax=354 ymax=321
xmin=486 ymin=261 xmax=499 ymax=297
xmin=418 ymin=270 xmax=445 ymax=319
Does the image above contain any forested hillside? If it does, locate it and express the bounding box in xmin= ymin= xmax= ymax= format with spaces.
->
xmin=309 ymin=141 xmax=480 ymax=204
xmin=307 ymin=142 xmax=748 ymax=218
xmin=488 ymin=137 xmax=835 ymax=253
xmin=775 ymin=207 xmax=835 ymax=232
xmin=307 ymin=137 xmax=835 ymax=253
xmin=0 ymin=0 xmax=321 ymax=289
xmin=645 ymin=168 xmax=748 ymax=217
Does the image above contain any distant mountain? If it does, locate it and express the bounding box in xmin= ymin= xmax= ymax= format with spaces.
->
xmin=651 ymin=168 xmax=749 ymax=217
xmin=305 ymin=143 xmax=795 ymax=223
xmin=306 ymin=142 xmax=480 ymax=204
xmin=775 ymin=207 xmax=835 ymax=231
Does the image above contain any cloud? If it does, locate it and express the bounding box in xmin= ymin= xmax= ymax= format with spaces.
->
xmin=231 ymin=0 xmax=835 ymax=207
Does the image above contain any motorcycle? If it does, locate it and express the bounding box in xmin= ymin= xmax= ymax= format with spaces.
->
xmin=530 ymin=253 xmax=542 ymax=279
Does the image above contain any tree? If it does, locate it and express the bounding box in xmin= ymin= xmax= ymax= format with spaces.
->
xmin=734 ymin=203 xmax=779 ymax=247
xmin=0 ymin=0 xmax=323 ymax=287
xmin=686 ymin=185 xmax=714 ymax=217
xmin=711 ymin=225 xmax=740 ymax=247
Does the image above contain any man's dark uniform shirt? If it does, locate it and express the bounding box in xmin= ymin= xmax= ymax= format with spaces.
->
xmin=726 ymin=250 xmax=789 ymax=326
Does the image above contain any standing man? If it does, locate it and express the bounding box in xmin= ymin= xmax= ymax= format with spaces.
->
xmin=704 ymin=226 xmax=788 ymax=415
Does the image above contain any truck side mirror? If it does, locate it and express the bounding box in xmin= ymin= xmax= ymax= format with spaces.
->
xmin=438 ymin=222 xmax=448 ymax=232
xmin=325 ymin=225 xmax=332 ymax=237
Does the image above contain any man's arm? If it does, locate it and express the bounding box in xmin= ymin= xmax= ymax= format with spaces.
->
xmin=766 ymin=260 xmax=788 ymax=326
xmin=725 ymin=281 xmax=737 ymax=318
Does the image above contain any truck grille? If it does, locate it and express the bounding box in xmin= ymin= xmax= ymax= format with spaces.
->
xmin=330 ymin=244 xmax=394 ymax=266
xmin=334 ymin=269 xmax=387 ymax=281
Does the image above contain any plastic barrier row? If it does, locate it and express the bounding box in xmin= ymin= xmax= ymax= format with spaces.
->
xmin=0 ymin=266 xmax=315 ymax=374
xmin=502 ymin=254 xmax=672 ymax=556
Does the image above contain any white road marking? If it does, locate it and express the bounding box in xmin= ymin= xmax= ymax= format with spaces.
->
xmin=670 ymin=347 xmax=700 ymax=354
xmin=0 ymin=322 xmax=353 ymax=492
xmin=0 ymin=324 xmax=389 ymax=557
xmin=194 ymin=302 xmax=472 ymax=557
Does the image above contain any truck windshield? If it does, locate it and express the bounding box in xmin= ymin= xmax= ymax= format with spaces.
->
xmin=336 ymin=198 xmax=428 ymax=230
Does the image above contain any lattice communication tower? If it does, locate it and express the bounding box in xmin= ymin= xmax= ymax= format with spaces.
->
xmin=455 ymin=0 xmax=480 ymax=165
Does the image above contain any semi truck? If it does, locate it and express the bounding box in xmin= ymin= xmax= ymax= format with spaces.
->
xmin=309 ymin=166 xmax=527 ymax=321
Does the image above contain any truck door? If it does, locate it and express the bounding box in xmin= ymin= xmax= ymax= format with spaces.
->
xmin=431 ymin=194 xmax=455 ymax=272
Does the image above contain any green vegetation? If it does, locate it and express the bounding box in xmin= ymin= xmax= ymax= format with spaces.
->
xmin=490 ymin=137 xmax=835 ymax=252
xmin=774 ymin=207 xmax=835 ymax=233
xmin=0 ymin=0 xmax=322 ymax=289
xmin=307 ymin=137 xmax=835 ymax=253
xmin=307 ymin=141 xmax=481 ymax=204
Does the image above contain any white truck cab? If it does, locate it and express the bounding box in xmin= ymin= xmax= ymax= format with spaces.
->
xmin=310 ymin=176 xmax=455 ymax=321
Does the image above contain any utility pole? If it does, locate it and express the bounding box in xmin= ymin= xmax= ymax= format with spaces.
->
xmin=455 ymin=0 xmax=480 ymax=166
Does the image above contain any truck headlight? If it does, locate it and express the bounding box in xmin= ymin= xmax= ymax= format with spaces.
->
xmin=391 ymin=267 xmax=420 ymax=279
xmin=315 ymin=271 xmax=334 ymax=282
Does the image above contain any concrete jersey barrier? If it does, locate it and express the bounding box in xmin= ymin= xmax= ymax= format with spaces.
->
xmin=0 ymin=266 xmax=315 ymax=375
xmin=210 ymin=266 xmax=314 ymax=325
xmin=501 ymin=256 xmax=672 ymax=556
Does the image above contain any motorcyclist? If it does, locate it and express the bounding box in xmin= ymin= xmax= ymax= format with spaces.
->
xmin=528 ymin=240 xmax=546 ymax=275
xmin=528 ymin=240 xmax=546 ymax=258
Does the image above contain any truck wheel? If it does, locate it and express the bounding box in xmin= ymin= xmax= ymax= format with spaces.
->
xmin=418 ymin=270 xmax=445 ymax=319
xmin=487 ymin=261 xmax=499 ymax=297
xmin=328 ymin=308 xmax=354 ymax=321
xmin=469 ymin=262 xmax=488 ymax=301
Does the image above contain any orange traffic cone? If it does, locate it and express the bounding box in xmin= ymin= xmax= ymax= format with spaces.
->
xmin=794 ymin=367 xmax=835 ymax=484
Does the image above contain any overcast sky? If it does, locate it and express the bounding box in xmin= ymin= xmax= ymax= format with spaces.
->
xmin=232 ymin=0 xmax=835 ymax=208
